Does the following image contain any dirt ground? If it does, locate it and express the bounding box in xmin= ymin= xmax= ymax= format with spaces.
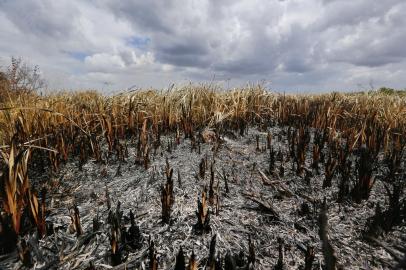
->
xmin=0 ymin=127 xmax=404 ymax=269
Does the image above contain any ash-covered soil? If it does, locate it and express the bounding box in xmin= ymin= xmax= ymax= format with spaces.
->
xmin=1 ymin=127 xmax=405 ymax=269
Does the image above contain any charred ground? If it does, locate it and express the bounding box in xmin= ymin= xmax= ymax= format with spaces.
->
xmin=1 ymin=125 xmax=405 ymax=269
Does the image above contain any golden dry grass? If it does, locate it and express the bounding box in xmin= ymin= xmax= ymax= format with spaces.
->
xmin=0 ymin=84 xmax=405 ymax=150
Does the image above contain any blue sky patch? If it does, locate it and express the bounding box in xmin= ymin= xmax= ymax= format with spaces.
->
xmin=127 ymin=36 xmax=151 ymax=49
xmin=66 ymin=51 xmax=89 ymax=61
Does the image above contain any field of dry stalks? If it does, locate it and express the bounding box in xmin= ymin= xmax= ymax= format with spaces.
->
xmin=0 ymin=85 xmax=405 ymax=269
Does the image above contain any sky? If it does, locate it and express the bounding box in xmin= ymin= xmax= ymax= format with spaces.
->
xmin=0 ymin=0 xmax=405 ymax=93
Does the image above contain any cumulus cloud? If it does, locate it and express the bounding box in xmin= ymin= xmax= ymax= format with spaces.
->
xmin=0 ymin=0 xmax=405 ymax=92
xmin=84 ymin=53 xmax=126 ymax=72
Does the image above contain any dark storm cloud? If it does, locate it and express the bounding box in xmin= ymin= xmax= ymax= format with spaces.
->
xmin=0 ymin=0 xmax=76 ymax=39
xmin=0 ymin=0 xmax=405 ymax=91
xmin=158 ymin=53 xmax=210 ymax=68
xmin=159 ymin=42 xmax=208 ymax=57
xmin=153 ymin=35 xmax=211 ymax=67
xmin=321 ymin=2 xmax=406 ymax=68
xmin=102 ymin=0 xmax=175 ymax=34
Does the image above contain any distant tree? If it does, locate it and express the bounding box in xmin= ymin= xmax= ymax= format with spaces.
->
xmin=0 ymin=71 xmax=9 ymax=86
xmin=377 ymin=87 xmax=406 ymax=96
xmin=377 ymin=87 xmax=394 ymax=94
xmin=0 ymin=71 xmax=10 ymax=103
xmin=6 ymin=57 xmax=46 ymax=94
xmin=0 ymin=57 xmax=46 ymax=103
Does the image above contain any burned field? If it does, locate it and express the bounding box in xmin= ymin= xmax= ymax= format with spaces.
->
xmin=0 ymin=88 xmax=406 ymax=269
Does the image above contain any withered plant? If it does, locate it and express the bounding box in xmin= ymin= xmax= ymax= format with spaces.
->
xmin=177 ymin=169 xmax=182 ymax=188
xmin=28 ymin=187 xmax=47 ymax=238
xmin=190 ymin=134 xmax=197 ymax=152
xmin=274 ymin=238 xmax=285 ymax=270
xmin=364 ymin=202 xmax=385 ymax=239
xmin=125 ymin=210 xmax=142 ymax=250
xmin=70 ymin=205 xmax=83 ymax=237
xmin=17 ymin=237 xmax=33 ymax=267
xmin=78 ymin=140 xmax=87 ymax=171
xmin=304 ymin=246 xmax=315 ymax=270
xmin=384 ymin=135 xmax=405 ymax=183
xmin=288 ymin=127 xmax=296 ymax=160
xmin=351 ymin=145 xmax=375 ymax=203
xmin=161 ymin=166 xmax=174 ymax=224
xmin=209 ymin=163 xmax=215 ymax=204
xmin=181 ymin=100 xmax=194 ymax=139
xmin=267 ymin=131 xmax=272 ymax=149
xmin=135 ymin=119 xmax=150 ymax=169
xmin=295 ymin=125 xmax=310 ymax=175
xmin=248 ymin=235 xmax=255 ymax=267
xmin=194 ymin=188 xmax=211 ymax=234
xmin=174 ymin=247 xmax=186 ymax=270
xmin=105 ymin=185 xmax=111 ymax=210
xmin=175 ymin=126 xmax=181 ymax=145
xmin=102 ymin=115 xmax=114 ymax=153
xmin=0 ymin=142 xmax=31 ymax=235
xmin=113 ymin=138 xmax=125 ymax=163
xmin=188 ymin=250 xmax=197 ymax=270
xmin=206 ymin=234 xmax=217 ymax=269
xmin=115 ymin=164 xmax=122 ymax=177
xmin=199 ymin=158 xmax=206 ymax=179
xmin=92 ymin=214 xmax=100 ymax=232
xmin=336 ymin=140 xmax=354 ymax=203
xmin=312 ymin=143 xmax=321 ymax=174
xmin=108 ymin=202 xmax=124 ymax=266
xmin=224 ymin=252 xmax=236 ymax=269
xmin=148 ymin=238 xmax=158 ymax=270
xmin=323 ymin=153 xmax=337 ymax=188
xmin=215 ymin=194 xmax=220 ymax=216
xmin=222 ymin=168 xmax=230 ymax=194
xmin=110 ymin=222 xmax=121 ymax=266
xmin=365 ymin=180 xmax=405 ymax=239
